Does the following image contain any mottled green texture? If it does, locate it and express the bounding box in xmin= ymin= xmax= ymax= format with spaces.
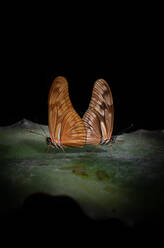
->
xmin=0 ymin=119 xmax=164 ymax=225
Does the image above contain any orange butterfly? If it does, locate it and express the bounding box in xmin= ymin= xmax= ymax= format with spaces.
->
xmin=46 ymin=76 xmax=86 ymax=149
xmin=83 ymin=79 xmax=114 ymax=145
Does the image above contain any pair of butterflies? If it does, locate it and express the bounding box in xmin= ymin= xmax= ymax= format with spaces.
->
xmin=46 ymin=76 xmax=114 ymax=148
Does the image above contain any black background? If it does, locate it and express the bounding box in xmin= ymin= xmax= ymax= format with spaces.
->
xmin=0 ymin=6 xmax=163 ymax=132
xmin=0 ymin=4 xmax=163 ymax=241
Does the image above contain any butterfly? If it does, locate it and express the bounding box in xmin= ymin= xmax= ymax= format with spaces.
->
xmin=82 ymin=79 xmax=114 ymax=145
xmin=46 ymin=76 xmax=86 ymax=149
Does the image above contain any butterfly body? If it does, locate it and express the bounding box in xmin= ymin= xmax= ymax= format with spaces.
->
xmin=48 ymin=76 xmax=86 ymax=148
xmin=83 ymin=79 xmax=114 ymax=145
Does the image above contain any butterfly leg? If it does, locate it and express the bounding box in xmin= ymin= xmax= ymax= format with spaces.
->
xmin=55 ymin=142 xmax=65 ymax=153
xmin=57 ymin=144 xmax=66 ymax=158
xmin=105 ymin=139 xmax=113 ymax=157
xmin=53 ymin=142 xmax=60 ymax=149
xmin=46 ymin=145 xmax=50 ymax=153
xmin=106 ymin=140 xmax=113 ymax=157
xmin=59 ymin=144 xmax=65 ymax=153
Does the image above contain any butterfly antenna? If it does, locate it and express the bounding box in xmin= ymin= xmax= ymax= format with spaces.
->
xmin=25 ymin=128 xmax=45 ymax=137
xmin=111 ymin=123 xmax=134 ymax=142
xmin=117 ymin=123 xmax=134 ymax=136
xmin=37 ymin=123 xmax=47 ymax=137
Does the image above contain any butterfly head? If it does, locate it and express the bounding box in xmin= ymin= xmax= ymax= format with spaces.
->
xmin=46 ymin=137 xmax=52 ymax=146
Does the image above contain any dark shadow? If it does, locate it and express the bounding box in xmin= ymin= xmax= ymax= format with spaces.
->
xmin=1 ymin=193 xmax=164 ymax=243
xmin=0 ymin=193 xmax=130 ymax=238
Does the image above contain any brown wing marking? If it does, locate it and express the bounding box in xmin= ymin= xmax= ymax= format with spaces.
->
xmin=83 ymin=79 xmax=114 ymax=145
xmin=48 ymin=76 xmax=86 ymax=147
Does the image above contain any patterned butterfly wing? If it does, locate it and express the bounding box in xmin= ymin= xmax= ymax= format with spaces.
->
xmin=82 ymin=79 xmax=114 ymax=145
xmin=48 ymin=76 xmax=86 ymax=147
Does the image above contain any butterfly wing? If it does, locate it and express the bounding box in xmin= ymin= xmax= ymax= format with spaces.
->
xmin=48 ymin=76 xmax=86 ymax=147
xmin=82 ymin=79 xmax=114 ymax=145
